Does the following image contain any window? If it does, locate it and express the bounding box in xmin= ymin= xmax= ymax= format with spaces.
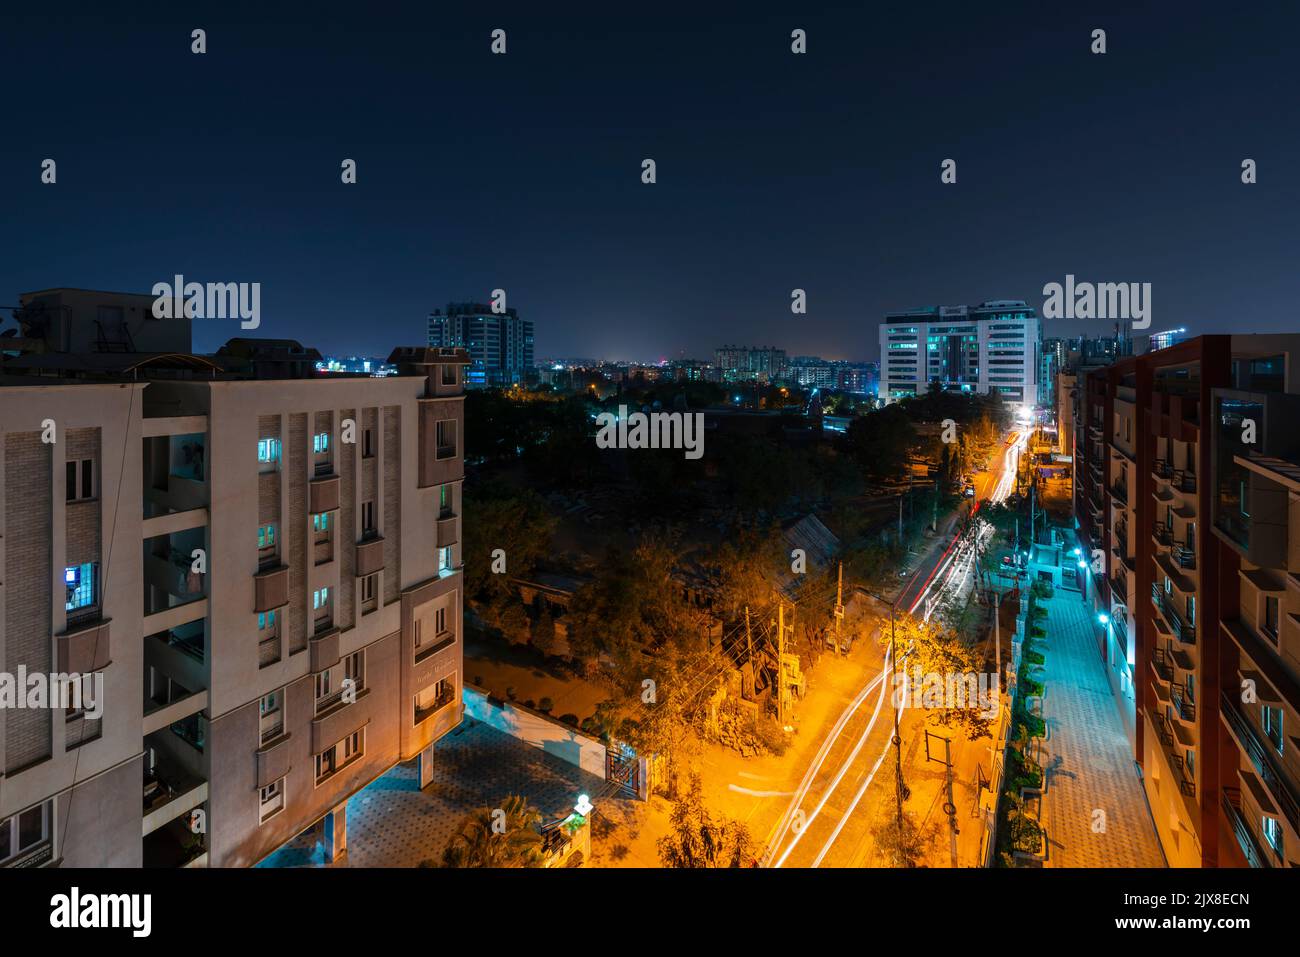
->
xmin=1186 ymin=595 xmax=1195 ymax=626
xmin=438 ymin=547 xmax=452 ymax=574
xmin=313 ymin=432 xmax=330 ymax=453
xmin=436 ymin=419 xmax=457 ymax=459
xmin=259 ymin=691 xmax=283 ymax=744
xmin=0 ymin=801 xmax=52 ymax=866
xmin=259 ymin=779 xmax=285 ymax=823
xmin=315 ymin=670 xmax=332 ymax=703
xmin=315 ymin=729 xmax=364 ymax=784
xmin=361 ymin=501 xmax=376 ymax=535
xmin=414 ymin=678 xmax=456 ymax=723
xmin=438 ymin=485 xmax=450 ymax=518
xmin=344 ymin=651 xmax=364 ymax=691
xmin=64 ymin=563 xmax=97 ymax=613
xmin=362 ymin=428 xmax=375 ymax=458
xmin=258 ymin=610 xmax=278 ymax=635
xmin=66 ymin=459 xmax=95 ymax=502
xmin=313 ymin=513 xmax=331 ymax=533
xmin=1263 ymin=705 xmax=1284 ymax=753
xmin=258 ymin=438 xmax=281 ymax=464
xmin=258 ymin=524 xmax=276 ymax=550
xmin=441 ymin=364 xmax=457 ymax=385
xmin=361 ymin=574 xmax=377 ymax=603
xmin=1263 ymin=816 xmax=1283 ymax=855
xmin=436 ymin=605 xmax=447 ymax=637
xmin=1264 ymin=596 xmax=1280 ymax=641
xmin=313 ymin=587 xmax=330 ymax=610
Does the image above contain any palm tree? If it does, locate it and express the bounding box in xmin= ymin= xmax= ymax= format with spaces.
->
xmin=440 ymin=794 xmax=545 ymax=868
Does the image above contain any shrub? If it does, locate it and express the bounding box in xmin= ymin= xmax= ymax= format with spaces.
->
xmin=538 ymin=697 xmax=554 ymax=713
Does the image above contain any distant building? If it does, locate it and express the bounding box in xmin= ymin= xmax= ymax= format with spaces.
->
xmin=1148 ymin=327 xmax=1189 ymax=353
xmin=317 ymin=355 xmax=398 ymax=377
xmin=428 ymin=301 xmax=535 ymax=388
xmin=714 ymin=345 xmax=787 ymax=384
xmin=879 ymin=300 xmax=1043 ymax=409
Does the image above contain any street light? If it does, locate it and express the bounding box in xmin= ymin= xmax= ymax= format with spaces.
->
xmin=1097 ymin=612 xmax=1110 ymax=625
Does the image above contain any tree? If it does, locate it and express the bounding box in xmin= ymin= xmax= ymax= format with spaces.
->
xmin=882 ymin=613 xmax=994 ymax=738
xmin=869 ymin=806 xmax=938 ymax=867
xmin=657 ymin=774 xmax=756 ymax=867
xmin=531 ymin=605 xmax=564 ymax=660
xmin=440 ymin=795 xmax=545 ymax=868
xmin=462 ymin=482 xmax=556 ymax=604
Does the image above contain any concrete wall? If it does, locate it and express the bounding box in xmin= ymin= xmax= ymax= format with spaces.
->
xmin=463 ymin=686 xmax=607 ymax=780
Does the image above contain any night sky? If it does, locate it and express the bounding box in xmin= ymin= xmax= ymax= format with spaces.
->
xmin=3 ymin=2 xmax=1297 ymax=362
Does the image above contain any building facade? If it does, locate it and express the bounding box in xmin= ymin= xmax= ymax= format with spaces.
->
xmin=1074 ymin=334 xmax=1300 ymax=868
xmin=878 ymin=300 xmax=1043 ymax=410
xmin=1 ymin=288 xmax=468 ymax=868
xmin=428 ymin=301 xmax=534 ymax=388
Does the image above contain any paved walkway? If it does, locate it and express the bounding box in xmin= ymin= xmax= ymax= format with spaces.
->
xmin=1038 ymin=593 xmax=1165 ymax=867
xmin=259 ymin=717 xmax=618 ymax=867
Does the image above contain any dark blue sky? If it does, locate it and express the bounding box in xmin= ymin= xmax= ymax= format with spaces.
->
xmin=3 ymin=2 xmax=1297 ymax=362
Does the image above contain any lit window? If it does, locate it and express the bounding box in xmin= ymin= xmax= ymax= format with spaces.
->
xmin=313 ymin=587 xmax=330 ymax=610
xmin=258 ymin=438 xmax=281 ymax=463
xmin=1263 ymin=816 xmax=1283 ymax=855
xmin=313 ymin=513 xmax=330 ymax=533
xmin=258 ymin=610 xmax=277 ymax=632
xmin=1263 ymin=706 xmax=1284 ymax=753
xmin=258 ymin=524 xmax=276 ymax=549
xmin=438 ymin=547 xmax=452 ymax=574
xmin=313 ymin=432 xmax=330 ymax=453
xmin=64 ymin=563 xmax=97 ymax=613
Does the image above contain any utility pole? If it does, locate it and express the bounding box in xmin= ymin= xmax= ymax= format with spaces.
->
xmin=897 ymin=494 xmax=904 ymax=546
xmin=777 ymin=602 xmax=787 ymax=725
xmin=834 ymin=563 xmax=845 ymax=655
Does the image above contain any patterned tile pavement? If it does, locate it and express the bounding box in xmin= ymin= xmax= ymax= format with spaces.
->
xmin=259 ymin=716 xmax=619 ymax=867
xmin=1038 ymin=591 xmax=1166 ymax=867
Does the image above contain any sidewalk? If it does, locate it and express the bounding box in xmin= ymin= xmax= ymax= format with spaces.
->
xmin=1037 ymin=593 xmax=1165 ymax=867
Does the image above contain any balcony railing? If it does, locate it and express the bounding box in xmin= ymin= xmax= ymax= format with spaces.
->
xmin=1151 ymin=584 xmax=1196 ymax=645
xmin=1110 ymin=575 xmax=1128 ymax=602
xmin=1110 ymin=482 xmax=1130 ymax=506
xmin=1153 ymin=522 xmax=1172 ymax=546
xmin=1153 ymin=458 xmax=1172 ymax=479
xmin=1221 ymin=787 xmax=1271 ymax=869
xmin=1171 ymin=685 xmax=1197 ymax=723
xmin=1154 ymin=715 xmax=1196 ymax=797
xmin=1220 ymin=691 xmax=1300 ymax=835
xmin=1174 ymin=470 xmax=1197 ymax=494
xmin=1173 ymin=543 xmax=1196 ymax=570
xmin=1152 ymin=647 xmax=1173 ymax=683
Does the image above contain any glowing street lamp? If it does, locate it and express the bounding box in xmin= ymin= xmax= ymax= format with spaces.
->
xmin=1098 ymin=612 xmax=1110 ymax=625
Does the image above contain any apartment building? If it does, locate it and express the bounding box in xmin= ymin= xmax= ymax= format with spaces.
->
xmin=714 ymin=345 xmax=788 ymax=384
xmin=878 ymin=300 xmax=1043 ymax=410
xmin=1075 ymin=334 xmax=1300 ymax=868
xmin=1 ymin=288 xmax=468 ymax=868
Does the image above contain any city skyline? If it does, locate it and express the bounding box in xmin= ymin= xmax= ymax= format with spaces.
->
xmin=5 ymin=4 xmax=1298 ymax=362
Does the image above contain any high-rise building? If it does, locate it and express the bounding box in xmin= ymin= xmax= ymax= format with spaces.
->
xmin=714 ymin=345 xmax=787 ymax=384
xmin=1073 ymin=334 xmax=1300 ymax=868
xmin=428 ymin=301 xmax=534 ymax=388
xmin=1 ymin=288 xmax=468 ymax=868
xmin=878 ymin=300 xmax=1043 ymax=410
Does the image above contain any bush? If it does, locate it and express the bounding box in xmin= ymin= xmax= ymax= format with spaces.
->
xmin=559 ymin=713 xmax=579 ymax=727
xmin=538 ymin=697 xmax=554 ymax=713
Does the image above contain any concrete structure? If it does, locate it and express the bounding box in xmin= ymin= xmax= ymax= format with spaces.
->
xmin=427 ymin=301 xmax=534 ymax=388
xmin=1 ymin=288 xmax=469 ymax=868
xmin=878 ymin=300 xmax=1042 ymax=410
xmin=1073 ymin=335 xmax=1300 ymax=868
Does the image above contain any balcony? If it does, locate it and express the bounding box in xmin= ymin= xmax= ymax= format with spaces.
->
xmin=1222 ymin=787 xmax=1271 ymax=868
xmin=57 ymin=617 xmax=112 ymax=674
xmin=436 ymin=516 xmax=458 ymax=549
xmin=1171 ymin=685 xmax=1197 ymax=724
xmin=1153 ymin=522 xmax=1172 ymax=547
xmin=1174 ymin=470 xmax=1197 ymax=494
xmin=1155 ymin=717 xmax=1196 ymax=797
xmin=1173 ymin=542 xmax=1196 ymax=570
xmin=1151 ymin=584 xmax=1195 ymax=645
xmin=1153 ymin=458 xmax=1172 ymax=481
xmin=1151 ymin=647 xmax=1173 ymax=683
xmin=1220 ymin=691 xmax=1300 ymax=836
xmin=1110 ymin=574 xmax=1129 ymax=603
xmin=1110 ymin=482 xmax=1130 ymax=506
